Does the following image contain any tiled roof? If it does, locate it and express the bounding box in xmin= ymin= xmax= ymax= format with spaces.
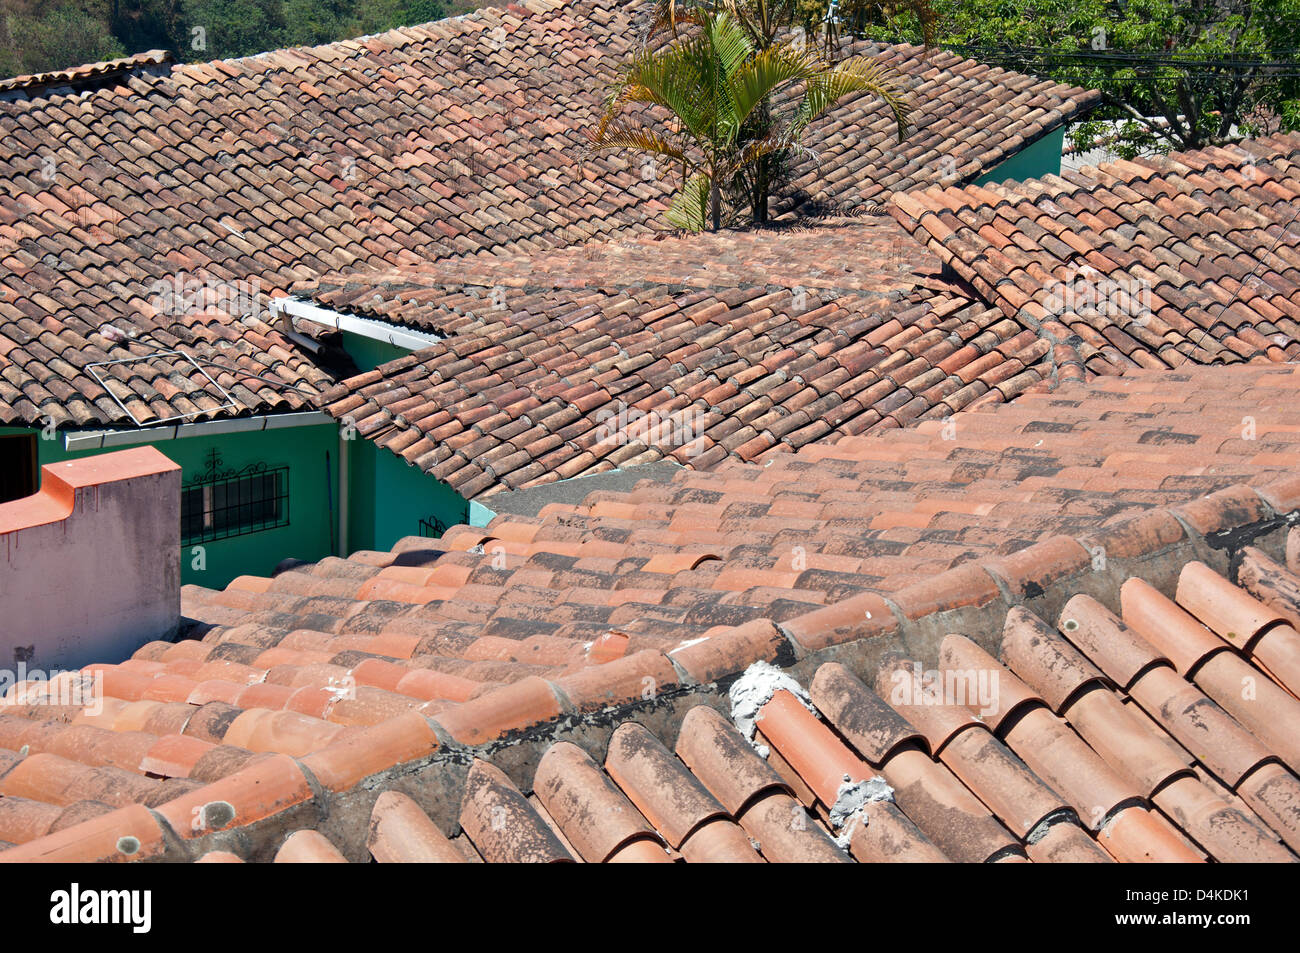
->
xmin=0 ymin=50 xmax=173 ymax=95
xmin=311 ymin=132 xmax=1300 ymax=501
xmin=3 ymin=362 xmax=1300 ymax=861
xmin=0 ymin=0 xmax=1097 ymax=428
xmin=892 ymin=131 xmax=1300 ymax=378
xmin=0 ymin=0 xmax=663 ymax=428
xmin=311 ymin=218 xmax=1052 ymax=497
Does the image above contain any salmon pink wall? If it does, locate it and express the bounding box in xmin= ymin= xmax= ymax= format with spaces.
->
xmin=0 ymin=446 xmax=180 ymax=671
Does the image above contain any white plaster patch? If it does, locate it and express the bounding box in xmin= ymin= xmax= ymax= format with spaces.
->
xmin=829 ymin=775 xmax=893 ymax=850
xmin=728 ymin=660 xmax=814 ymax=748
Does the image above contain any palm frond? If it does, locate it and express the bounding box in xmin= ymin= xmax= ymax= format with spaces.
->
xmin=588 ymin=121 xmax=691 ymax=168
xmin=666 ymin=172 xmax=711 ymax=231
xmin=795 ymin=55 xmax=911 ymax=142
xmin=727 ymin=41 xmax=825 ymax=133
xmin=601 ymin=45 xmax=715 ymax=142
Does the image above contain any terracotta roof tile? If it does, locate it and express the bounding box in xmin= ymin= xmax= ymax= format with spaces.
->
xmin=8 ymin=361 xmax=1300 ymax=861
xmin=893 ymin=132 xmax=1300 ymax=376
xmin=0 ymin=0 xmax=1094 ymax=429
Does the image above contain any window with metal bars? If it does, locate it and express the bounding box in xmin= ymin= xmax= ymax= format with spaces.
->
xmin=182 ymin=465 xmax=289 ymax=544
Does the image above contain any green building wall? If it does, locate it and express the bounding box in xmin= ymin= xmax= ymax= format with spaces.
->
xmin=973 ymin=127 xmax=1066 ymax=187
xmin=345 ymin=438 xmax=467 ymax=553
xmin=339 ymin=330 xmax=409 ymax=373
xmin=3 ymin=422 xmax=339 ymax=589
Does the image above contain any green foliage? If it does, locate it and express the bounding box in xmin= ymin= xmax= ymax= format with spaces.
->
xmin=595 ymin=1 xmax=911 ymax=230
xmin=797 ymin=0 xmax=1300 ymax=154
xmin=0 ymin=0 xmax=457 ymax=75
xmin=1 ymin=2 xmax=125 ymax=76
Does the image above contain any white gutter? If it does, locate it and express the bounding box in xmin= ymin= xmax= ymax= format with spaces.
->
xmin=269 ymin=296 xmax=442 ymax=351
xmin=63 ymin=410 xmax=335 ymax=452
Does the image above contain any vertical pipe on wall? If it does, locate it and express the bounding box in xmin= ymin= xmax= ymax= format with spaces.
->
xmin=337 ymin=427 xmax=350 ymax=556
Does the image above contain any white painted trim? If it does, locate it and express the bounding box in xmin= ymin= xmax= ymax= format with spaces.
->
xmin=63 ymin=411 xmax=335 ymax=452
xmin=270 ymin=296 xmax=442 ymax=351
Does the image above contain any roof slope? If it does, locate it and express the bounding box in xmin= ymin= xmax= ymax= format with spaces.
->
xmin=4 ymin=364 xmax=1300 ymax=861
xmin=314 ymin=134 xmax=1300 ymax=500
xmin=892 ymin=131 xmax=1300 ymax=379
xmin=0 ymin=50 xmax=173 ymax=96
xmin=0 ymin=0 xmax=1097 ymax=429
xmin=185 ymin=363 xmax=1300 ymax=661
xmin=310 ymin=218 xmax=1051 ymax=497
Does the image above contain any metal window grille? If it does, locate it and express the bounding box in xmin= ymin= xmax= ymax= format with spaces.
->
xmin=182 ymin=465 xmax=289 ymax=544
xmin=419 ymin=515 xmax=448 ymax=538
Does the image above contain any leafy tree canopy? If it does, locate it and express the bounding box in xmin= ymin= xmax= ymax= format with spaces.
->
xmin=797 ymin=0 xmax=1300 ymax=156
xmin=1 ymin=0 xmax=474 ymax=76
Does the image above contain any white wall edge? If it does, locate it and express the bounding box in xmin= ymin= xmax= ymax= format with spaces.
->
xmin=63 ymin=411 xmax=336 ymax=452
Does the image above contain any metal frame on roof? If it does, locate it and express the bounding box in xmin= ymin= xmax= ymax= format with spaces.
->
xmin=84 ymin=349 xmax=241 ymax=427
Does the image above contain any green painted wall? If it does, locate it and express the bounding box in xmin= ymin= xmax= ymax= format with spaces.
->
xmin=973 ymin=127 xmax=1066 ymax=186
xmin=340 ymin=330 xmax=408 ymax=373
xmin=345 ymin=438 xmax=468 ymax=553
xmin=3 ymin=423 xmax=339 ymax=589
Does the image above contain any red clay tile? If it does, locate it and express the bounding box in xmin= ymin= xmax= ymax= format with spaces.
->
xmin=194 ymin=851 xmax=245 ymax=863
xmin=459 ymin=759 xmax=573 ymax=863
xmin=1097 ymin=806 xmax=1204 ymax=863
xmin=1025 ymin=821 xmax=1112 ymax=863
xmin=155 ymin=754 xmax=316 ymax=838
xmin=368 ymin=790 xmax=465 ymax=863
xmin=1058 ymin=594 xmax=1169 ymax=690
xmin=1120 ymin=578 xmax=1227 ymax=675
xmin=274 ymin=830 xmax=348 ymax=863
xmin=781 ymin=593 xmax=897 ymax=651
xmin=606 ymin=836 xmax=674 ymax=863
xmin=809 ymin=662 xmax=925 ymax=764
xmin=1001 ymin=606 xmax=1107 ymax=712
xmin=938 ymin=634 xmax=1043 ymax=732
xmin=533 ymin=741 xmax=659 ymax=862
xmin=874 ymin=656 xmax=982 ymax=753
xmin=0 ymin=797 xmax=62 ymax=845
xmin=675 ymin=705 xmax=788 ymax=815
xmin=1235 ymin=762 xmax=1300 ymax=852
xmin=604 ymin=722 xmax=726 ymax=850
xmin=551 ymin=650 xmax=678 ymax=712
xmin=736 ymin=790 xmax=849 ymax=863
xmin=984 ymin=535 xmax=1092 ymax=599
xmin=678 ymin=818 xmax=764 ymax=863
xmin=0 ymin=803 xmax=167 ymax=863
xmin=1001 ymin=706 xmax=1140 ymax=826
xmin=1153 ymin=774 xmax=1294 ymax=864
xmin=762 ymin=687 xmax=878 ymax=811
xmin=140 ymin=734 xmax=217 ymax=779
xmin=847 ymin=798 xmax=949 ymax=863
xmin=879 ymin=747 xmax=1022 ymax=862
xmin=300 ymin=712 xmax=438 ymax=791
xmin=890 ymin=562 xmax=1001 ymax=619
xmin=433 ymin=677 xmax=563 ymax=746
xmin=1176 ymin=561 xmax=1285 ymax=650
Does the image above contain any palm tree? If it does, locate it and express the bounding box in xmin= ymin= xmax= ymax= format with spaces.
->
xmin=590 ymin=9 xmax=910 ymax=231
